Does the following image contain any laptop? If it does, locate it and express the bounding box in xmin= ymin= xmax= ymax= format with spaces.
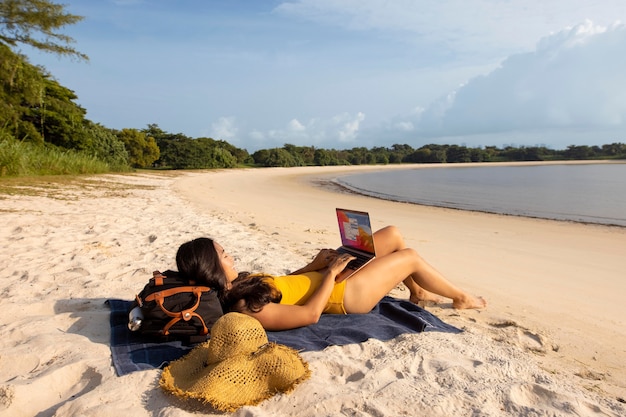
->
xmin=335 ymin=208 xmax=376 ymax=273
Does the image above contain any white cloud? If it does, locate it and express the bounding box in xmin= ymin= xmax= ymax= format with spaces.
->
xmin=288 ymin=119 xmax=306 ymax=132
xmin=205 ymin=19 xmax=626 ymax=151
xmin=211 ymin=116 xmax=238 ymax=140
xmin=399 ymin=21 xmax=626 ymax=138
xmin=394 ymin=121 xmax=414 ymax=132
xmin=241 ymin=112 xmax=366 ymax=149
xmin=336 ymin=112 xmax=365 ymax=142
xmin=275 ymin=0 xmax=626 ymax=58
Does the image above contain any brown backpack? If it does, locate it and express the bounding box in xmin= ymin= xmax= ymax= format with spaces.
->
xmin=130 ymin=270 xmax=223 ymax=343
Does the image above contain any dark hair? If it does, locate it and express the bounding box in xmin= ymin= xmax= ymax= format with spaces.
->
xmin=222 ymin=273 xmax=282 ymax=313
xmin=176 ymin=237 xmax=228 ymax=298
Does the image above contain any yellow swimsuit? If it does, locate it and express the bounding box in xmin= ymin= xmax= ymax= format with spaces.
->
xmin=271 ymin=271 xmax=347 ymax=314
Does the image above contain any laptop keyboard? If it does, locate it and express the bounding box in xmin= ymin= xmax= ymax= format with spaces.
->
xmin=337 ymin=248 xmax=371 ymax=269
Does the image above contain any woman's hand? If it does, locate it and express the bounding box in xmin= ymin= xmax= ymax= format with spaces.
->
xmin=291 ymin=248 xmax=339 ymax=274
xmin=310 ymin=249 xmax=339 ymax=269
xmin=327 ymin=253 xmax=355 ymax=279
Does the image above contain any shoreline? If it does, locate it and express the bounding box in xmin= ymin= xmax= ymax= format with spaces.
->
xmin=313 ymin=161 xmax=626 ymax=229
xmin=314 ymin=176 xmax=626 ymax=229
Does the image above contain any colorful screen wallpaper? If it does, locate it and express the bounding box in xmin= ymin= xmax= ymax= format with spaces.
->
xmin=336 ymin=209 xmax=375 ymax=253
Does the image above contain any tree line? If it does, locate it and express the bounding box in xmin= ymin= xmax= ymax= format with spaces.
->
xmin=248 ymin=142 xmax=626 ymax=167
xmin=130 ymin=127 xmax=626 ymax=169
xmin=2 ymin=0 xmax=625 ymax=176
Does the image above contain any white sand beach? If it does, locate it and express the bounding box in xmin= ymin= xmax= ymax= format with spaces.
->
xmin=0 ymin=164 xmax=624 ymax=416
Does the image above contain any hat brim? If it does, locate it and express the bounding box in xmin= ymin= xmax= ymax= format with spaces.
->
xmin=160 ymin=342 xmax=310 ymax=412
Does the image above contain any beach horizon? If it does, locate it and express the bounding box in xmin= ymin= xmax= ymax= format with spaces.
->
xmin=1 ymin=164 xmax=624 ymax=416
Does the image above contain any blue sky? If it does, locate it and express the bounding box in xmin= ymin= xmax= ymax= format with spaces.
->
xmin=25 ymin=0 xmax=626 ymax=151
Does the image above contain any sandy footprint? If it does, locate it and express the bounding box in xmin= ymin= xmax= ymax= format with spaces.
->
xmin=1 ymin=362 xmax=102 ymax=417
xmin=506 ymin=382 xmax=613 ymax=416
xmin=489 ymin=320 xmax=553 ymax=354
xmin=0 ymin=354 xmax=40 ymax=383
xmin=420 ymin=355 xmax=484 ymax=389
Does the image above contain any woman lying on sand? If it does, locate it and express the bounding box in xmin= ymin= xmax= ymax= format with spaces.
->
xmin=176 ymin=226 xmax=486 ymax=331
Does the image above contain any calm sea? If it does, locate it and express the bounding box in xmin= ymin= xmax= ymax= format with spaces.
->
xmin=334 ymin=163 xmax=626 ymax=227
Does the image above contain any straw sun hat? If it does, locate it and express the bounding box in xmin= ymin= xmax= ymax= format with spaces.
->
xmin=160 ymin=312 xmax=311 ymax=412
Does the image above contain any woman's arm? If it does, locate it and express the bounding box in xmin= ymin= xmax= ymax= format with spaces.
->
xmin=289 ymin=248 xmax=338 ymax=275
xmin=245 ymin=254 xmax=354 ymax=330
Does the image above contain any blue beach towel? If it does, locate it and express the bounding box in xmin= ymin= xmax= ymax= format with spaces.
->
xmin=107 ymin=297 xmax=461 ymax=376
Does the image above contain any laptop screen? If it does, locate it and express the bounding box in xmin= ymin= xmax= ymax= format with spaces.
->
xmin=336 ymin=208 xmax=375 ymax=255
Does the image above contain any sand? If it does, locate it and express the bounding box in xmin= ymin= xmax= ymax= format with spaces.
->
xmin=0 ymin=164 xmax=624 ymax=417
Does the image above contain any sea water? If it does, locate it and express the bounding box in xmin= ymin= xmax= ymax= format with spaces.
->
xmin=334 ymin=163 xmax=626 ymax=227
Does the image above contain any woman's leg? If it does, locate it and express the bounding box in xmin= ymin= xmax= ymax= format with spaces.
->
xmin=343 ymin=226 xmax=486 ymax=313
xmin=373 ymin=226 xmax=443 ymax=304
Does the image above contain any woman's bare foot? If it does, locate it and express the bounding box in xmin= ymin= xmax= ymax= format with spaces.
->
xmin=452 ymin=294 xmax=487 ymax=309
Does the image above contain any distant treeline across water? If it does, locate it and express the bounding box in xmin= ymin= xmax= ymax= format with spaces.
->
xmin=247 ymin=142 xmax=626 ymax=168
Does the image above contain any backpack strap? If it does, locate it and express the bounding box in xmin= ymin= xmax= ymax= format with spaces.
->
xmin=152 ymin=270 xmax=165 ymax=286
xmin=144 ymin=286 xmax=212 ymax=336
xmin=135 ymin=294 xmax=143 ymax=308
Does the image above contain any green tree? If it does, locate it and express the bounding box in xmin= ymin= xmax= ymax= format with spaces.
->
xmin=206 ymin=146 xmax=237 ymax=168
xmin=216 ymin=139 xmax=251 ymax=165
xmin=142 ymin=123 xmax=168 ymax=141
xmin=389 ymin=144 xmax=414 ymax=163
xmin=116 ymin=128 xmax=160 ymax=168
xmin=563 ymin=145 xmax=593 ymax=160
xmin=370 ymin=147 xmax=390 ymax=164
xmin=469 ymin=148 xmax=485 ymax=162
xmin=0 ymin=43 xmax=88 ymax=148
xmin=253 ymin=148 xmax=300 ymax=167
xmin=145 ymin=125 xmax=243 ymax=169
xmin=313 ymin=148 xmax=333 ymax=166
xmin=333 ymin=149 xmax=351 ymax=165
xmin=251 ymin=149 xmax=270 ymax=166
xmin=483 ymin=146 xmax=499 ymax=161
xmin=194 ymin=137 xmax=238 ymax=168
xmin=82 ymin=122 xmax=129 ymax=169
xmin=404 ymin=148 xmax=431 ymax=163
xmin=404 ymin=145 xmax=446 ymax=163
xmin=145 ymin=126 xmax=190 ymax=168
xmin=347 ymin=147 xmax=369 ymax=165
xmin=446 ymin=145 xmax=471 ymax=163
xmin=0 ymin=0 xmax=87 ymax=59
xmin=601 ymin=143 xmax=626 ymax=158
xmin=0 ymin=0 xmax=90 ymax=151
xmin=25 ymin=73 xmax=87 ymax=148
xmin=280 ymin=144 xmax=305 ymax=166
xmin=156 ymin=137 xmax=193 ymax=169
xmin=1 ymin=43 xmax=44 ymax=142
xmin=282 ymin=143 xmax=314 ymax=165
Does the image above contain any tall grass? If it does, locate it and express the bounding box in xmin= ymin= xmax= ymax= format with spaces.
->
xmin=0 ymin=133 xmax=126 ymax=177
